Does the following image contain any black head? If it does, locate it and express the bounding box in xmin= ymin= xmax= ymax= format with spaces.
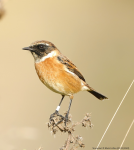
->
xmin=23 ymin=40 xmax=57 ymax=60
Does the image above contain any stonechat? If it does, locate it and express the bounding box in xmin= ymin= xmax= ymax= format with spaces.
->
xmin=23 ymin=40 xmax=108 ymax=124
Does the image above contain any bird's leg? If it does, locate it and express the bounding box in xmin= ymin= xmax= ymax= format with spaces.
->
xmin=64 ymin=95 xmax=73 ymax=126
xmin=50 ymin=95 xmax=65 ymax=120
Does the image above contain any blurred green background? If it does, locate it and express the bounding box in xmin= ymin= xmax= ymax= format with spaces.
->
xmin=0 ymin=0 xmax=134 ymax=149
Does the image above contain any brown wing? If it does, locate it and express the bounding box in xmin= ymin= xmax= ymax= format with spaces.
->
xmin=57 ymin=55 xmax=86 ymax=82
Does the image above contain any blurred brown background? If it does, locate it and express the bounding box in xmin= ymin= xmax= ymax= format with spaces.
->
xmin=0 ymin=0 xmax=134 ymax=150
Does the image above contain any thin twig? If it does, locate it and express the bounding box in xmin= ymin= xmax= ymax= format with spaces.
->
xmin=65 ymin=133 xmax=71 ymax=150
xmin=119 ymin=119 xmax=134 ymax=150
xmin=96 ymin=80 xmax=134 ymax=150
xmin=48 ymin=112 xmax=92 ymax=149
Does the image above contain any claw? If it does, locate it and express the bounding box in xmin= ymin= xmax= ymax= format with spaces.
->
xmin=49 ymin=111 xmax=70 ymax=126
xmin=50 ymin=110 xmax=58 ymax=120
xmin=50 ymin=111 xmax=65 ymax=125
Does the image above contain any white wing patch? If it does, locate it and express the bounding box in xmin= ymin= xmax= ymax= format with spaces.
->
xmin=65 ymin=68 xmax=75 ymax=76
xmin=66 ymin=68 xmax=88 ymax=90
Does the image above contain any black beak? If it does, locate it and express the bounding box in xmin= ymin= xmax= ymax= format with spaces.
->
xmin=22 ymin=47 xmax=33 ymax=51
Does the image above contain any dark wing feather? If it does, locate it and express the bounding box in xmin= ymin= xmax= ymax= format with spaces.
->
xmin=57 ymin=55 xmax=86 ymax=82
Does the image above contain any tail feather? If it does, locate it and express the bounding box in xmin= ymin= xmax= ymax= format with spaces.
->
xmin=88 ymin=90 xmax=108 ymax=100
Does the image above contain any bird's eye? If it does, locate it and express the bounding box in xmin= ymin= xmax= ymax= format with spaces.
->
xmin=38 ymin=45 xmax=44 ymax=50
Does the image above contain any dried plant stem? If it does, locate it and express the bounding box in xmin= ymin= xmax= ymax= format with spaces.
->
xmin=65 ymin=133 xmax=71 ymax=150
xmin=119 ymin=119 xmax=134 ymax=150
xmin=48 ymin=112 xmax=93 ymax=149
xmin=96 ymin=80 xmax=134 ymax=150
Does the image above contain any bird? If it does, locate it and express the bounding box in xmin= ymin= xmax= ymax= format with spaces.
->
xmin=23 ymin=40 xmax=108 ymax=125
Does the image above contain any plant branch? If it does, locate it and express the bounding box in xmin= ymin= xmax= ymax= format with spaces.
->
xmin=48 ymin=112 xmax=93 ymax=150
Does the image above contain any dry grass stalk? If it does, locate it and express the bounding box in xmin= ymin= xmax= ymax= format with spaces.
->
xmin=48 ymin=112 xmax=93 ymax=150
xmin=37 ymin=147 xmax=42 ymax=150
xmin=119 ymin=119 xmax=134 ymax=150
xmin=96 ymin=80 xmax=134 ymax=150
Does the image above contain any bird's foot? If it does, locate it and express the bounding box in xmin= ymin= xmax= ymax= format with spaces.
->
xmin=49 ymin=110 xmax=65 ymax=125
xmin=49 ymin=111 xmax=71 ymax=127
xmin=49 ymin=110 xmax=58 ymax=120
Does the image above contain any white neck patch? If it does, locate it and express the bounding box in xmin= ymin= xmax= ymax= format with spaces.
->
xmin=35 ymin=51 xmax=57 ymax=63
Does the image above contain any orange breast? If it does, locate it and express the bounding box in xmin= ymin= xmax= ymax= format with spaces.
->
xmin=35 ymin=57 xmax=82 ymax=95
